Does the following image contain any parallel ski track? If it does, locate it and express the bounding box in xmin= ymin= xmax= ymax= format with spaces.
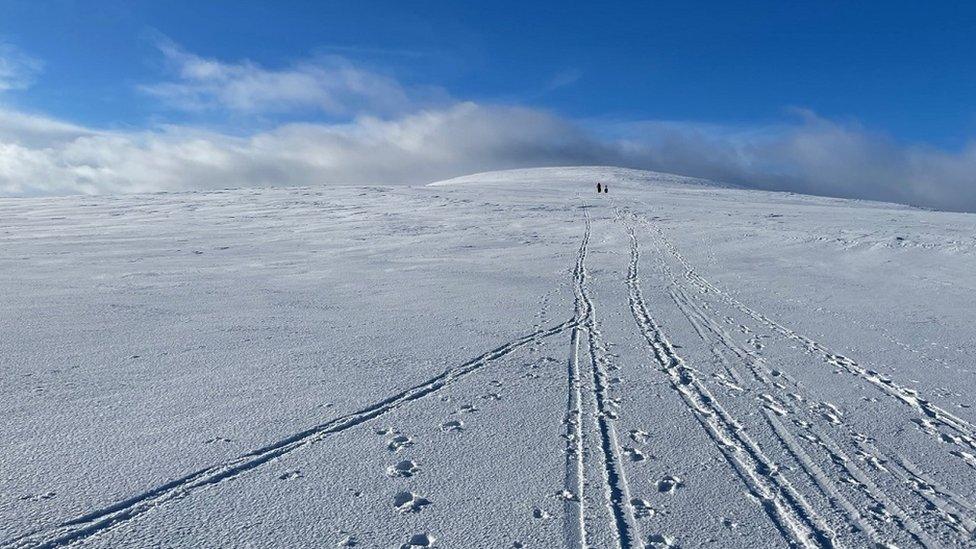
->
xmin=562 ymin=212 xmax=591 ymax=548
xmin=563 ymin=323 xmax=589 ymax=548
xmin=5 ymin=301 xmax=581 ymax=548
xmin=636 ymin=212 xmax=976 ymax=470
xmin=667 ymin=274 xmax=976 ymax=545
xmin=570 ymin=208 xmax=640 ymax=549
xmin=651 ymin=254 xmax=878 ymax=543
xmin=665 ymin=272 xmax=947 ymax=548
xmin=623 ymin=206 xmax=976 ymax=546
xmin=626 ymin=226 xmax=837 ymax=549
xmin=657 ymin=219 xmax=976 ymax=457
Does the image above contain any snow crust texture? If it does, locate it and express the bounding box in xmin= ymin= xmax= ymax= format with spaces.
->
xmin=2 ymin=167 xmax=976 ymax=548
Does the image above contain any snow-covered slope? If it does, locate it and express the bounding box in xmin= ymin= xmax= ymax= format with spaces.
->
xmin=2 ymin=167 xmax=975 ymax=548
xmin=429 ymin=165 xmax=733 ymax=190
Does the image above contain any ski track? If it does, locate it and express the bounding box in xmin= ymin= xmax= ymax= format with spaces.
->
xmin=626 ymin=208 xmax=976 ymax=471
xmin=4 ymin=310 xmax=581 ymax=549
xmin=655 ymin=267 xmax=877 ymax=544
xmin=679 ymin=239 xmax=976 ymax=453
xmin=662 ymin=263 xmax=949 ymax=548
xmin=566 ymin=206 xmax=641 ymax=549
xmin=567 ymin=207 xmax=641 ymax=549
xmin=667 ymin=272 xmax=976 ymax=546
xmin=10 ymin=190 xmax=974 ymax=549
xmin=562 ymin=214 xmax=590 ymax=548
xmin=563 ymin=322 xmax=589 ymax=548
xmin=622 ymin=206 xmax=976 ymax=547
xmin=625 ymin=225 xmax=838 ymax=549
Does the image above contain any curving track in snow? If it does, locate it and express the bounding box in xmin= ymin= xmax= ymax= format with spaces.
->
xmin=4 ymin=167 xmax=975 ymax=548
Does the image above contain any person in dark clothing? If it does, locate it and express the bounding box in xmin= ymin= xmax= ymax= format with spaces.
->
xmin=604 ymin=184 xmax=609 ymax=194
xmin=597 ymin=182 xmax=602 ymax=193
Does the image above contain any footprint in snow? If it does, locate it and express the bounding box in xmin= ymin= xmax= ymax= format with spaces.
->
xmin=440 ymin=419 xmax=464 ymax=432
xmin=532 ymin=507 xmax=552 ymax=519
xmin=631 ymin=498 xmax=655 ymax=518
xmin=203 ymin=437 xmax=233 ymax=444
xmin=278 ymin=470 xmax=303 ymax=480
xmin=623 ymin=447 xmax=648 ymax=462
xmin=868 ymin=503 xmax=891 ymax=520
xmin=388 ymin=460 xmax=420 ymax=478
xmin=481 ymin=392 xmax=503 ymax=401
xmin=646 ymin=533 xmax=678 ymax=547
xmin=657 ymin=476 xmax=684 ymax=493
xmin=19 ymin=491 xmax=56 ymax=502
xmin=394 ymin=491 xmax=431 ymax=513
xmin=629 ymin=428 xmax=650 ymax=445
xmin=388 ymin=435 xmax=413 ymax=452
xmin=555 ymin=489 xmax=578 ymax=502
xmin=400 ymin=533 xmax=436 ymax=547
xmin=457 ymin=404 xmax=478 ymax=413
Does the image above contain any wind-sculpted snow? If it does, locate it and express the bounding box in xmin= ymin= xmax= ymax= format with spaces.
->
xmin=2 ymin=167 xmax=975 ymax=548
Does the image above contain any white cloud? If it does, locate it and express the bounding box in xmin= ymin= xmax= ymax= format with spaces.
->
xmin=0 ymin=44 xmax=42 ymax=92
xmin=608 ymin=112 xmax=976 ymax=212
xmin=0 ymin=102 xmax=611 ymax=196
xmin=140 ymin=39 xmax=442 ymax=116
xmin=3 ymin=102 xmax=975 ymax=212
xmin=545 ymin=68 xmax=583 ymax=92
xmin=0 ymin=43 xmax=974 ymax=212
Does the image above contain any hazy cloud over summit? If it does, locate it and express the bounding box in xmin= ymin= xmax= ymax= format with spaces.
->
xmin=0 ymin=42 xmax=974 ymax=212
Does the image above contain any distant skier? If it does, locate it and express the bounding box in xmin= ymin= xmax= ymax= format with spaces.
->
xmin=604 ymin=184 xmax=609 ymax=194
xmin=597 ymin=182 xmax=602 ymax=193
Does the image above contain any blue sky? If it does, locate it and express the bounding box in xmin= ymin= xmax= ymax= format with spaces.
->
xmin=0 ymin=1 xmax=974 ymax=210
xmin=4 ymin=0 xmax=975 ymax=143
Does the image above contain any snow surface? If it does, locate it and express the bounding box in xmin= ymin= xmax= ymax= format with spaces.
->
xmin=2 ymin=166 xmax=976 ymax=548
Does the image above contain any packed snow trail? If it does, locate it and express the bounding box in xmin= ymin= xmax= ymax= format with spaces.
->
xmin=4 ymin=167 xmax=976 ymax=548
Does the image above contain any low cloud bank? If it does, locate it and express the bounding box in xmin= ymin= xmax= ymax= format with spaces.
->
xmin=2 ymin=103 xmax=975 ymax=212
xmin=0 ymin=42 xmax=974 ymax=212
xmin=614 ymin=113 xmax=976 ymax=212
xmin=0 ymin=103 xmax=612 ymax=195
